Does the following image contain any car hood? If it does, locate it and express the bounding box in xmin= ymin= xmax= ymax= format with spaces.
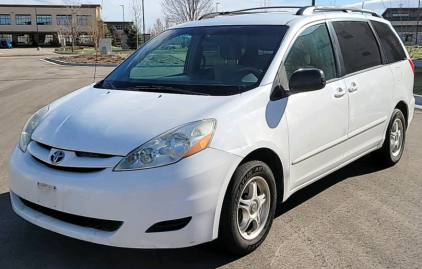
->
xmin=32 ymin=86 xmax=238 ymax=156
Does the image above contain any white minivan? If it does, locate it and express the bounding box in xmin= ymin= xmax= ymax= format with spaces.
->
xmin=9 ymin=6 xmax=415 ymax=255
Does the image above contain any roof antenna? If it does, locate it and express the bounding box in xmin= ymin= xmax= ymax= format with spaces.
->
xmin=93 ymin=45 xmax=98 ymax=83
xmin=94 ymin=2 xmax=103 ymax=84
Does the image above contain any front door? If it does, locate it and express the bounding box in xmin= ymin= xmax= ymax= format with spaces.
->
xmin=283 ymin=22 xmax=349 ymax=190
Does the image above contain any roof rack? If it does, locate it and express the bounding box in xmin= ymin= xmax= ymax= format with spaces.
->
xmin=198 ymin=5 xmax=381 ymax=20
xmin=199 ymin=6 xmax=302 ymax=20
xmin=296 ymin=6 xmax=381 ymax=18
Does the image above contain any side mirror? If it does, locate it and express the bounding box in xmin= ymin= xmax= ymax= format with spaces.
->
xmin=289 ymin=68 xmax=326 ymax=93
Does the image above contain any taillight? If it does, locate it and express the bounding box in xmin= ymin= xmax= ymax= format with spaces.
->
xmin=409 ymin=59 xmax=415 ymax=74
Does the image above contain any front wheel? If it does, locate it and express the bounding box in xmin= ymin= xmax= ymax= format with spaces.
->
xmin=215 ymin=160 xmax=277 ymax=256
xmin=372 ymin=109 xmax=406 ymax=166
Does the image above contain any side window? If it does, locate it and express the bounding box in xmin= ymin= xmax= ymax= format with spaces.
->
xmin=371 ymin=21 xmax=407 ymax=63
xmin=332 ymin=21 xmax=382 ymax=75
xmin=284 ymin=23 xmax=336 ymax=81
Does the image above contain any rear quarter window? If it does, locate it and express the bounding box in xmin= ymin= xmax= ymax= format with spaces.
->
xmin=332 ymin=21 xmax=382 ymax=75
xmin=371 ymin=21 xmax=407 ymax=63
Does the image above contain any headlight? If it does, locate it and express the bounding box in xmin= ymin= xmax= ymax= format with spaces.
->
xmin=114 ymin=119 xmax=216 ymax=171
xmin=19 ymin=106 xmax=49 ymax=152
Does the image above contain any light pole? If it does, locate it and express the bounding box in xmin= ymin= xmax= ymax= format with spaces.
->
xmin=416 ymin=0 xmax=420 ymax=45
xmin=119 ymin=5 xmax=125 ymax=22
xmin=142 ymin=0 xmax=146 ymax=44
xmin=362 ymin=2 xmax=365 ymax=9
xmin=34 ymin=8 xmax=39 ymax=46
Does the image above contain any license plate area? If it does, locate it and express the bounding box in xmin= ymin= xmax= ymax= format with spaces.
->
xmin=36 ymin=182 xmax=59 ymax=209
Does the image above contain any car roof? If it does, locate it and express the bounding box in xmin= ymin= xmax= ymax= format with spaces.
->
xmin=173 ymin=12 xmax=298 ymax=28
xmin=172 ymin=6 xmax=387 ymax=29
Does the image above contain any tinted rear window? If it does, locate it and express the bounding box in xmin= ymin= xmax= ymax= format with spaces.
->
xmin=333 ymin=21 xmax=382 ymax=75
xmin=371 ymin=21 xmax=407 ymax=63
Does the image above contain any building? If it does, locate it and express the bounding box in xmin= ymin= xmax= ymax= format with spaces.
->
xmin=382 ymin=8 xmax=422 ymax=45
xmin=0 ymin=4 xmax=102 ymax=46
xmin=104 ymin=21 xmax=133 ymax=48
xmin=104 ymin=21 xmax=151 ymax=49
xmin=104 ymin=21 xmax=134 ymax=33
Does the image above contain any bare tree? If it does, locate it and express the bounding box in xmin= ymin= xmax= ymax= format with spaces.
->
xmin=56 ymin=0 xmax=82 ymax=52
xmin=149 ymin=18 xmax=169 ymax=38
xmin=130 ymin=0 xmax=143 ymax=48
xmin=87 ymin=17 xmax=104 ymax=51
xmin=161 ymin=0 xmax=214 ymax=25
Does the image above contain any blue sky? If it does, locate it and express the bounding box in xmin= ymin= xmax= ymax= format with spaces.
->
xmin=3 ymin=0 xmax=421 ymax=29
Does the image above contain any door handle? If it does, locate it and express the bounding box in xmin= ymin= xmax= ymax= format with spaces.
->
xmin=334 ymin=87 xmax=346 ymax=98
xmin=348 ymin=82 xmax=358 ymax=92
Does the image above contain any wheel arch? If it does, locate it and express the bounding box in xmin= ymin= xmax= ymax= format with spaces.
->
xmin=212 ymin=147 xmax=286 ymax=240
xmin=395 ymin=100 xmax=409 ymax=128
xmin=239 ymin=148 xmax=285 ymax=203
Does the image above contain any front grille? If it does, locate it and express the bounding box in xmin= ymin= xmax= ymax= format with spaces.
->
xmin=19 ymin=197 xmax=123 ymax=232
xmin=32 ymin=156 xmax=106 ymax=173
xmin=75 ymin=151 xmax=113 ymax=158
xmin=37 ymin=142 xmax=52 ymax=151
xmin=36 ymin=142 xmax=114 ymax=158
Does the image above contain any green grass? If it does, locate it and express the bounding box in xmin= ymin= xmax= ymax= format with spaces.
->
xmin=111 ymin=48 xmax=135 ymax=54
xmin=406 ymin=46 xmax=422 ymax=59
xmin=414 ymin=67 xmax=422 ymax=95
xmin=55 ymin=48 xmax=135 ymax=55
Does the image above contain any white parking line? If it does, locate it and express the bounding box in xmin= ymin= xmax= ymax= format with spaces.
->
xmin=40 ymin=59 xmax=60 ymax=66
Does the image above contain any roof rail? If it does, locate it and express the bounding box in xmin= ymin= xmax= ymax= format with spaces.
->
xmin=198 ymin=5 xmax=381 ymax=20
xmin=199 ymin=6 xmax=302 ymax=20
xmin=296 ymin=6 xmax=381 ymax=18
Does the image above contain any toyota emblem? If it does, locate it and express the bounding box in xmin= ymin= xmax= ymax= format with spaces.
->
xmin=50 ymin=151 xmax=65 ymax=164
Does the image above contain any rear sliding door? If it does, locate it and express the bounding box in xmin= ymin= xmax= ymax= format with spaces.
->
xmin=331 ymin=20 xmax=394 ymax=160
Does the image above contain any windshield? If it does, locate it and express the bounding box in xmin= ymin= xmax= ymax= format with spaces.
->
xmin=102 ymin=25 xmax=288 ymax=96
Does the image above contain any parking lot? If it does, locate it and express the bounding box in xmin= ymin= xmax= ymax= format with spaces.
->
xmin=1 ymin=50 xmax=422 ymax=268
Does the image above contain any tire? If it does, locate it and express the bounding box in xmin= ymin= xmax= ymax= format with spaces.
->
xmin=372 ymin=109 xmax=406 ymax=166
xmin=215 ymin=160 xmax=277 ymax=256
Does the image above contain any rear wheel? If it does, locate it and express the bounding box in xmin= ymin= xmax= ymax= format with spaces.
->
xmin=372 ymin=109 xmax=406 ymax=166
xmin=215 ymin=161 xmax=277 ymax=256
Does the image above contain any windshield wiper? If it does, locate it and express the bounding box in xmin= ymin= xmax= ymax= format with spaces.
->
xmin=122 ymin=85 xmax=210 ymax=96
xmin=105 ymin=79 xmax=116 ymax=89
xmin=95 ymin=79 xmax=116 ymax=89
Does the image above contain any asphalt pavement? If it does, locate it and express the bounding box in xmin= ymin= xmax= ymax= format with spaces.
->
xmin=0 ymin=51 xmax=421 ymax=268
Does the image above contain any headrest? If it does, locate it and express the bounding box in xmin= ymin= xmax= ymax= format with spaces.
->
xmin=219 ymin=41 xmax=242 ymax=61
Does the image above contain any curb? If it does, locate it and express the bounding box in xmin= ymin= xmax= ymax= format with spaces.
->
xmin=44 ymin=57 xmax=118 ymax=67
xmin=415 ymin=94 xmax=422 ymax=110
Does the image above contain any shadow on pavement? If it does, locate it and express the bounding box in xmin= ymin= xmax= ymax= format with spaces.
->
xmin=276 ymin=154 xmax=387 ymax=217
xmin=0 ymin=155 xmax=386 ymax=269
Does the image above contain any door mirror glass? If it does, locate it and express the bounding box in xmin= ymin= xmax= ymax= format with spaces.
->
xmin=289 ymin=68 xmax=326 ymax=93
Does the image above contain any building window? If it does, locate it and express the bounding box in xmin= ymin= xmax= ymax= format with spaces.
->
xmin=78 ymin=34 xmax=91 ymax=44
xmin=57 ymin=15 xmax=71 ymax=25
xmin=115 ymin=25 xmax=123 ymax=30
xmin=402 ymin=34 xmax=414 ymax=42
xmin=0 ymin=34 xmax=12 ymax=41
xmin=77 ymin=15 xmax=90 ymax=25
xmin=37 ymin=15 xmax=52 ymax=25
xmin=59 ymin=35 xmax=75 ymax=43
xmin=16 ymin=15 xmax=32 ymax=25
xmin=18 ymin=34 xmax=30 ymax=43
xmin=392 ymin=13 xmax=409 ymax=17
xmin=0 ymin=14 xmax=11 ymax=25
xmin=44 ymin=34 xmax=54 ymax=43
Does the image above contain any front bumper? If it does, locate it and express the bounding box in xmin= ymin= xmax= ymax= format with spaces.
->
xmin=9 ymin=146 xmax=241 ymax=248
